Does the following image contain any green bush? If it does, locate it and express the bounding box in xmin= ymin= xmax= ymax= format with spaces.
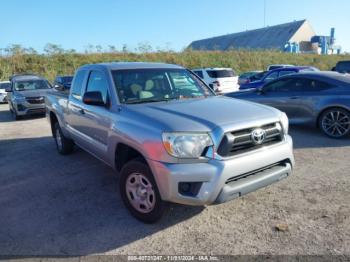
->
xmin=1 ymin=50 xmax=349 ymax=81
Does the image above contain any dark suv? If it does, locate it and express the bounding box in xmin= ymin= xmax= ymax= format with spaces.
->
xmin=53 ymin=75 xmax=73 ymax=92
xmin=333 ymin=61 xmax=350 ymax=74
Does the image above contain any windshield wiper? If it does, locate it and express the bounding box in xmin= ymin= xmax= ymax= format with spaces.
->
xmin=125 ymin=98 xmax=173 ymax=104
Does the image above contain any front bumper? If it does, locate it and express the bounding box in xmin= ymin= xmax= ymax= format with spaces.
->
xmin=13 ymin=101 xmax=45 ymax=116
xmin=148 ymin=135 xmax=294 ymax=206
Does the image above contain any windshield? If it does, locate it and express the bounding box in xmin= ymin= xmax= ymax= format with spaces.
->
xmin=112 ymin=69 xmax=214 ymax=104
xmin=206 ymin=69 xmax=235 ymax=78
xmin=250 ymin=71 xmax=268 ymax=82
xmin=14 ymin=80 xmax=51 ymax=91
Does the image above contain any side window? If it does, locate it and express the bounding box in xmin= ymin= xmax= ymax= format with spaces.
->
xmin=71 ymin=70 xmax=86 ymax=100
xmin=264 ymin=72 xmax=278 ymax=82
xmin=279 ymin=70 xmax=295 ymax=77
xmin=264 ymin=78 xmax=299 ymax=92
xmin=302 ymin=79 xmax=332 ymax=91
xmin=264 ymin=79 xmax=290 ymax=92
xmin=193 ymin=71 xmax=203 ymax=79
xmin=86 ymin=71 xmax=109 ymax=103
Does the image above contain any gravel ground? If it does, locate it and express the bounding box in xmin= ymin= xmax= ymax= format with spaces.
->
xmin=0 ymin=103 xmax=349 ymax=256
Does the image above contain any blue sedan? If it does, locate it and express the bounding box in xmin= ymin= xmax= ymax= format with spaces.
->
xmin=239 ymin=66 xmax=319 ymax=90
xmin=227 ymin=71 xmax=350 ymax=138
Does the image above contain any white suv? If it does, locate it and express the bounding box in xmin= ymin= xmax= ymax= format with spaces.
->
xmin=192 ymin=68 xmax=239 ymax=93
xmin=0 ymin=81 xmax=10 ymax=103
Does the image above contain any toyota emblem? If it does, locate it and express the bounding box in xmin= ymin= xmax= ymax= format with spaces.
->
xmin=251 ymin=128 xmax=266 ymax=145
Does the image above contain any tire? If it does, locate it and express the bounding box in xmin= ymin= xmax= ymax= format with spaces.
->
xmin=12 ymin=109 xmax=21 ymax=120
xmin=119 ymin=159 xmax=167 ymax=223
xmin=53 ymin=122 xmax=74 ymax=155
xmin=319 ymin=108 xmax=350 ymax=138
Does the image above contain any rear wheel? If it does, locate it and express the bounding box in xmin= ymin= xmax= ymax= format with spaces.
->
xmin=319 ymin=108 xmax=350 ymax=138
xmin=53 ymin=122 xmax=74 ymax=154
xmin=120 ymin=159 xmax=167 ymax=223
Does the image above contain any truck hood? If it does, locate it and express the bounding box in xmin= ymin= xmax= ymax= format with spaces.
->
xmin=124 ymin=96 xmax=281 ymax=132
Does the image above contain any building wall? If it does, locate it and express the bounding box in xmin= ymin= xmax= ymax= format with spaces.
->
xmin=289 ymin=20 xmax=316 ymax=52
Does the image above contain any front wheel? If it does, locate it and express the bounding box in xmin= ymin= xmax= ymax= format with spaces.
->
xmin=53 ymin=122 xmax=74 ymax=154
xmin=319 ymin=108 xmax=350 ymax=138
xmin=120 ymin=159 xmax=167 ymax=223
xmin=11 ymin=108 xmax=21 ymax=120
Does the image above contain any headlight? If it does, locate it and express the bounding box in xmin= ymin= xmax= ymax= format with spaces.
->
xmin=162 ymin=132 xmax=213 ymax=158
xmin=280 ymin=112 xmax=289 ymax=134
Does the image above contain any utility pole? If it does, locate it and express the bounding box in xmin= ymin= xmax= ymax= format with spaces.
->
xmin=264 ymin=0 xmax=266 ymax=27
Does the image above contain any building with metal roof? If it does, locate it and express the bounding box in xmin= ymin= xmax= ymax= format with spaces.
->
xmin=188 ymin=20 xmax=328 ymax=53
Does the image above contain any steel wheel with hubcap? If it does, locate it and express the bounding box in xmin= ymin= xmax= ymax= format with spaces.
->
xmin=319 ymin=108 xmax=350 ymax=138
xmin=120 ymin=159 xmax=167 ymax=223
xmin=126 ymin=173 xmax=156 ymax=213
xmin=54 ymin=122 xmax=74 ymax=154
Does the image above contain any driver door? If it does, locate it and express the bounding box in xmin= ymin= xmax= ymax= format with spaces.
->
xmin=77 ymin=70 xmax=113 ymax=162
xmin=256 ymin=77 xmax=302 ymax=120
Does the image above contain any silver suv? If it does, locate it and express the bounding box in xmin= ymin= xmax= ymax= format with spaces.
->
xmin=46 ymin=62 xmax=294 ymax=223
xmin=7 ymin=74 xmax=52 ymax=120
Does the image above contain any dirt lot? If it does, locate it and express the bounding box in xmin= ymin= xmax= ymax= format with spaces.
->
xmin=0 ymin=103 xmax=349 ymax=256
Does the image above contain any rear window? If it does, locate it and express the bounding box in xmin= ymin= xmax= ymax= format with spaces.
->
xmin=206 ymin=70 xmax=235 ymax=78
xmin=0 ymin=83 xmax=10 ymax=90
xmin=279 ymin=70 xmax=296 ymax=77
xmin=268 ymin=66 xmax=282 ymax=71
xmin=71 ymin=70 xmax=86 ymax=100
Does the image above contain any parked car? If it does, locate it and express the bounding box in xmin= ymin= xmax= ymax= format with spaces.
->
xmin=332 ymin=60 xmax=350 ymax=74
xmin=227 ymin=71 xmax=350 ymax=138
xmin=0 ymin=81 xmax=11 ymax=103
xmin=267 ymin=64 xmax=295 ymax=71
xmin=239 ymin=66 xmax=319 ymax=90
xmin=192 ymin=68 xmax=239 ymax=93
xmin=53 ymin=75 xmax=73 ymax=92
xmin=46 ymin=62 xmax=294 ymax=223
xmin=238 ymin=71 xmax=263 ymax=85
xmin=7 ymin=74 xmax=52 ymax=120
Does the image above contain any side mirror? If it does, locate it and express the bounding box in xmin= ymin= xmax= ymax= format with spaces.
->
xmin=256 ymin=87 xmax=265 ymax=95
xmin=5 ymin=87 xmax=12 ymax=92
xmin=54 ymin=84 xmax=65 ymax=91
xmin=83 ymin=91 xmax=105 ymax=106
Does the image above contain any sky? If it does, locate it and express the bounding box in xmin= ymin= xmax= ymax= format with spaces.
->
xmin=1 ymin=0 xmax=349 ymax=53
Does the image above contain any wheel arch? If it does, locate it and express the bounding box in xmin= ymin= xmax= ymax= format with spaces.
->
xmin=114 ymin=142 xmax=148 ymax=173
xmin=316 ymin=105 xmax=350 ymax=128
xmin=49 ymin=111 xmax=59 ymax=136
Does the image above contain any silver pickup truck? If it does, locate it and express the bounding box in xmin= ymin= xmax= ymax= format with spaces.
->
xmin=45 ymin=62 xmax=294 ymax=223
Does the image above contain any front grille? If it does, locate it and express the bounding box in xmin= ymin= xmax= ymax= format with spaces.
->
xmin=26 ymin=96 xmax=44 ymax=104
xmin=27 ymin=108 xmax=45 ymax=114
xmin=217 ymin=123 xmax=283 ymax=157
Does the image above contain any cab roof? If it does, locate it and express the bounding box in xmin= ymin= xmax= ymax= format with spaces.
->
xmin=10 ymin=74 xmax=44 ymax=82
xmin=79 ymin=62 xmax=184 ymax=71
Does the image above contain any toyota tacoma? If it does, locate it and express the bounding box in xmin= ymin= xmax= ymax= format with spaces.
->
xmin=45 ymin=62 xmax=294 ymax=223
